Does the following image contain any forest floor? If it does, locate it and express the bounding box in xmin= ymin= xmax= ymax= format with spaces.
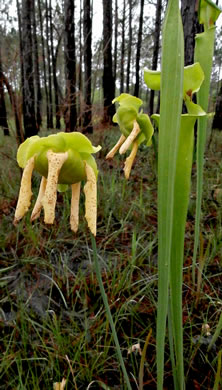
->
xmin=0 ymin=123 xmax=221 ymax=389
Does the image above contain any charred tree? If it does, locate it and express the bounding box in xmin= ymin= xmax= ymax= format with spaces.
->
xmin=21 ymin=0 xmax=38 ymax=137
xmin=38 ymin=0 xmax=50 ymax=129
xmin=45 ymin=0 xmax=53 ymax=128
xmin=31 ymin=0 xmax=42 ymax=130
xmin=102 ymin=0 xmax=115 ymax=124
xmin=83 ymin=0 xmax=93 ymax=133
xmin=212 ymin=82 xmax=222 ymax=130
xmin=149 ymin=0 xmax=162 ymax=115
xmin=50 ymin=0 xmax=61 ymax=129
xmin=120 ymin=0 xmax=126 ymax=93
xmin=0 ymin=44 xmax=9 ymax=135
xmin=181 ymin=0 xmax=201 ymax=66
xmin=113 ymin=0 xmax=118 ymax=87
xmin=126 ymin=0 xmax=132 ymax=93
xmin=134 ymin=0 xmax=144 ymax=97
xmin=64 ymin=0 xmax=77 ymax=132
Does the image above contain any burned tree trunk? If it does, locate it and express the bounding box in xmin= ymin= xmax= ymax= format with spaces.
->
xmin=64 ymin=0 xmax=77 ymax=132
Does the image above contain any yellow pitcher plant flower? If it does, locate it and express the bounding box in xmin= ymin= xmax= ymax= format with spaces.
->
xmin=14 ymin=132 xmax=101 ymax=236
xmin=106 ymin=93 xmax=154 ymax=179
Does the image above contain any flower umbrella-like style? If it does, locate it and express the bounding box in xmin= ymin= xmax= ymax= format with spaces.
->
xmin=14 ymin=132 xmax=101 ymax=236
xmin=106 ymin=93 xmax=154 ymax=179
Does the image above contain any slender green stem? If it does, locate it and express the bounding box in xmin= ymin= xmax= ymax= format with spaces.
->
xmin=91 ymin=234 xmax=132 ymax=390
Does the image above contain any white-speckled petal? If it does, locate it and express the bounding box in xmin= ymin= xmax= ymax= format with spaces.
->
xmin=83 ymin=162 xmax=97 ymax=236
xmin=70 ymin=182 xmax=81 ymax=233
xmin=119 ymin=121 xmax=140 ymax=155
xmin=42 ymin=150 xmax=68 ymax=224
xmin=106 ymin=134 xmax=126 ymax=159
xmin=124 ymin=140 xmax=138 ymax=179
xmin=14 ymin=156 xmax=35 ymax=224
xmin=31 ymin=176 xmax=47 ymax=221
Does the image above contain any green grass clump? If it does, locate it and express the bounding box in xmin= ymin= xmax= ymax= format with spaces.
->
xmin=0 ymin=126 xmax=221 ymax=389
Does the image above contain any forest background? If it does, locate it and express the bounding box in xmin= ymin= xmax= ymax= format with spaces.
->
xmin=0 ymin=0 xmax=222 ymax=388
xmin=0 ymin=0 xmax=222 ymax=140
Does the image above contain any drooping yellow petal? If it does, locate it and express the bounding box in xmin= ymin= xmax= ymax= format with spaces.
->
xmin=119 ymin=121 xmax=140 ymax=155
xmin=70 ymin=182 xmax=81 ymax=233
xmin=124 ymin=140 xmax=138 ymax=179
xmin=14 ymin=156 xmax=35 ymax=224
xmin=83 ymin=161 xmax=97 ymax=236
xmin=106 ymin=134 xmax=126 ymax=159
xmin=42 ymin=150 xmax=68 ymax=224
xmin=31 ymin=176 xmax=47 ymax=221
xmin=53 ymin=378 xmax=67 ymax=390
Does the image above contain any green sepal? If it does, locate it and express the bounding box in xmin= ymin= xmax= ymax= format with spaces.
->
xmin=198 ymin=0 xmax=221 ymax=28
xmin=17 ymin=132 xmax=101 ymax=185
xmin=145 ymin=63 xmax=205 ymax=101
xmin=183 ymin=63 xmax=205 ymax=97
xmin=17 ymin=136 xmax=39 ymax=168
xmin=112 ymin=93 xmax=142 ymax=111
xmin=114 ymin=105 xmax=138 ymax=137
xmin=57 ymin=184 xmax=69 ymax=192
xmin=137 ymin=113 xmax=154 ymax=146
xmin=184 ymin=98 xmax=206 ymax=116
xmin=144 ymin=69 xmax=161 ymax=91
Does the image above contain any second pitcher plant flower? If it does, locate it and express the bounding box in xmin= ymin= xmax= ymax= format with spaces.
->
xmin=106 ymin=94 xmax=154 ymax=179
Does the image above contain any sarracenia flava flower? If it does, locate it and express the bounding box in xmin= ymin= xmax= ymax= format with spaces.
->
xmin=106 ymin=93 xmax=154 ymax=179
xmin=14 ymin=132 xmax=101 ymax=236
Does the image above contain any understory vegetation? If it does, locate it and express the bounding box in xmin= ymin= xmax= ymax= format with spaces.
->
xmin=0 ymin=123 xmax=222 ymax=389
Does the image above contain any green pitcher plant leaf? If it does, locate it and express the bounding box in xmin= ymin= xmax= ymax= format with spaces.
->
xmin=152 ymin=0 xmax=184 ymax=388
xmin=106 ymin=93 xmax=154 ymax=179
xmin=193 ymin=0 xmax=221 ymax=282
xmin=14 ymin=132 xmax=101 ymax=236
xmin=153 ymin=111 xmax=206 ymax=390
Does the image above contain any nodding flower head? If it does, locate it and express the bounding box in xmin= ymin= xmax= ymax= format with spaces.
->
xmin=106 ymin=93 xmax=154 ymax=179
xmin=14 ymin=132 xmax=101 ymax=236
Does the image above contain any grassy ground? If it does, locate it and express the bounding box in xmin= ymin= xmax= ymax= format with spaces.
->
xmin=0 ymin=124 xmax=221 ymax=389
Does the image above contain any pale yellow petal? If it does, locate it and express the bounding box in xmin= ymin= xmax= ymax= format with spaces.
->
xmin=53 ymin=378 xmax=67 ymax=390
xmin=30 ymin=176 xmax=47 ymax=221
xmin=14 ymin=156 xmax=35 ymax=224
xmin=124 ymin=140 xmax=138 ymax=179
xmin=106 ymin=134 xmax=126 ymax=159
xmin=119 ymin=120 xmax=140 ymax=155
xmin=42 ymin=150 xmax=68 ymax=224
xmin=70 ymin=182 xmax=81 ymax=233
xmin=83 ymin=162 xmax=97 ymax=236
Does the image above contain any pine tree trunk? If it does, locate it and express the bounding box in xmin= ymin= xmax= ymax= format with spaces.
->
xmin=83 ymin=0 xmax=93 ymax=133
xmin=149 ymin=0 xmax=162 ymax=115
xmin=102 ymin=0 xmax=115 ymax=124
xmin=50 ymin=0 xmax=61 ymax=129
xmin=113 ymin=0 xmax=118 ymax=89
xmin=78 ymin=0 xmax=83 ymax=127
xmin=46 ymin=0 xmax=54 ymax=128
xmin=120 ymin=0 xmax=126 ymax=94
xmin=21 ymin=0 xmax=38 ymax=138
xmin=212 ymin=82 xmax=222 ymax=130
xmin=0 ymin=44 xmax=9 ymax=135
xmin=126 ymin=0 xmax=132 ymax=93
xmin=31 ymin=0 xmax=42 ymax=130
xmin=134 ymin=0 xmax=144 ymax=97
xmin=181 ymin=0 xmax=200 ymax=66
xmin=38 ymin=0 xmax=50 ymax=129
xmin=64 ymin=0 xmax=77 ymax=132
